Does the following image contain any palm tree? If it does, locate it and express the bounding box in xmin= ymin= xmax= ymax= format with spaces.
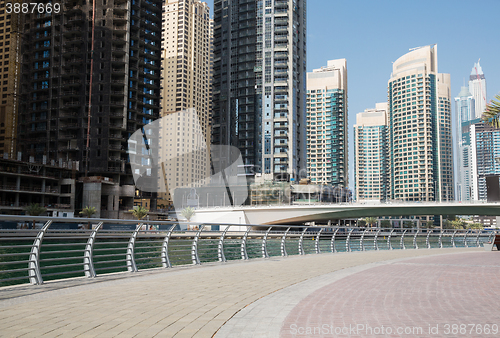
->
xmin=482 ymin=93 xmax=500 ymax=128
xmin=363 ymin=216 xmax=378 ymax=228
xmin=129 ymin=205 xmax=148 ymax=220
xmin=79 ymin=206 xmax=96 ymax=230
xmin=181 ymin=207 xmax=195 ymax=222
xmin=25 ymin=203 xmax=47 ymax=229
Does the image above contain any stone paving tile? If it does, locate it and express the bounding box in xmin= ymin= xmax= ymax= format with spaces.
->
xmin=0 ymin=248 xmax=479 ymax=337
xmin=279 ymin=252 xmax=500 ymax=338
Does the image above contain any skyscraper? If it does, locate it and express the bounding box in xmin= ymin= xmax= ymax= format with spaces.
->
xmin=160 ymin=0 xmax=212 ymax=203
xmin=212 ymin=0 xmax=307 ymax=181
xmin=354 ymin=103 xmax=387 ymax=202
xmin=468 ymin=60 xmax=487 ymax=119
xmin=306 ymin=59 xmax=347 ymax=186
xmin=467 ymin=120 xmax=500 ymax=200
xmin=17 ymin=0 xmax=163 ymax=217
xmin=387 ymin=45 xmax=453 ymax=202
xmin=455 ymin=86 xmax=474 ymax=201
xmin=0 ymin=6 xmax=22 ymax=159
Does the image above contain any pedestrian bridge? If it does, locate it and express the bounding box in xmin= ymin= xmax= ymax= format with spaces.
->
xmin=190 ymin=202 xmax=500 ymax=225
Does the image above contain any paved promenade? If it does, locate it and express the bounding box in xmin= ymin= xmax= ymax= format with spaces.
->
xmin=0 ymin=248 xmax=496 ymax=337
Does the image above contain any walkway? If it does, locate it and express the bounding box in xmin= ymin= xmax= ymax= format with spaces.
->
xmin=0 ymin=248 xmax=495 ymax=337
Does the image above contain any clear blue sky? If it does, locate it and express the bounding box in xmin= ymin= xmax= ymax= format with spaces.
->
xmin=205 ymin=0 xmax=500 ymax=189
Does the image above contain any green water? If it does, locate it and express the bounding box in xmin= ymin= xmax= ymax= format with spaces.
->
xmin=0 ymin=231 xmax=489 ymax=287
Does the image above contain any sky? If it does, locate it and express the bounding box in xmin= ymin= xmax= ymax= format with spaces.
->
xmin=205 ymin=0 xmax=500 ymax=190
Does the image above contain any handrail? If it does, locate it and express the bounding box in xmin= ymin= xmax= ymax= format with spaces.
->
xmin=84 ymin=222 xmax=103 ymax=278
xmin=0 ymin=215 xmax=492 ymax=288
xmin=315 ymin=228 xmax=324 ymax=254
xmin=280 ymin=227 xmax=290 ymax=257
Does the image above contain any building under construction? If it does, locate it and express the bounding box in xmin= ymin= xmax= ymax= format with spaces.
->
xmin=12 ymin=0 xmax=163 ymax=217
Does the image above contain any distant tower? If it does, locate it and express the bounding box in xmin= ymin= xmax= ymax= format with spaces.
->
xmin=468 ymin=60 xmax=487 ymax=119
xmin=455 ymin=86 xmax=474 ymax=201
xmin=306 ymin=59 xmax=348 ymax=187
xmin=387 ymin=45 xmax=453 ymax=202
xmin=354 ymin=103 xmax=388 ymax=202
xmin=160 ymin=0 xmax=212 ymax=203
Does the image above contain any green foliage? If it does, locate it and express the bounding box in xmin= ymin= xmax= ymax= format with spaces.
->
xmin=482 ymin=92 xmax=500 ymax=128
xmin=79 ymin=206 xmax=96 ymax=218
xmin=425 ymin=220 xmax=435 ymax=228
xmin=25 ymin=203 xmax=47 ymax=229
xmin=380 ymin=220 xmax=392 ymax=228
xmin=468 ymin=223 xmax=484 ymax=230
xmin=403 ymin=221 xmax=415 ymax=228
xmin=181 ymin=207 xmax=196 ymax=222
xmin=357 ymin=220 xmax=366 ymax=227
xmin=25 ymin=203 xmax=46 ymax=216
xmin=129 ymin=205 xmax=148 ymax=220
xmin=364 ymin=217 xmax=378 ymax=227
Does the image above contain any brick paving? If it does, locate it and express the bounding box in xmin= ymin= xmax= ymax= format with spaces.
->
xmin=0 ymin=248 xmax=484 ymax=337
xmin=279 ymin=252 xmax=500 ymax=338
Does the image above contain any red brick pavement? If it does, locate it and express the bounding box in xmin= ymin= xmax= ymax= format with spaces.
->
xmin=280 ymin=252 xmax=500 ymax=338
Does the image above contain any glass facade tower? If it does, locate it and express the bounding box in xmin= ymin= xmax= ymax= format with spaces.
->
xmin=387 ymin=45 xmax=453 ymax=202
xmin=306 ymin=59 xmax=347 ymax=186
xmin=212 ymin=0 xmax=307 ymax=180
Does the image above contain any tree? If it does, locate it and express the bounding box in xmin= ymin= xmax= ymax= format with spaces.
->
xmin=380 ymin=220 xmax=392 ymax=228
xmin=450 ymin=219 xmax=466 ymax=229
xmin=364 ymin=217 xmax=378 ymax=228
xmin=181 ymin=207 xmax=195 ymax=222
xmin=25 ymin=203 xmax=47 ymax=229
xmin=403 ymin=221 xmax=415 ymax=229
xmin=468 ymin=223 xmax=484 ymax=230
xmin=425 ymin=220 xmax=435 ymax=229
xmin=129 ymin=205 xmax=148 ymax=220
xmin=79 ymin=206 xmax=96 ymax=230
xmin=482 ymin=93 xmax=500 ymax=128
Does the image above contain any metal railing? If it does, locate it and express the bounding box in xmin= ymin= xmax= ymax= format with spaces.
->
xmin=0 ymin=215 xmax=496 ymax=287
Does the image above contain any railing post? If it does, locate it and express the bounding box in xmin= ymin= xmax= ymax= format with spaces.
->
xmin=387 ymin=229 xmax=394 ymax=250
xmin=84 ymin=222 xmax=103 ymax=278
xmin=438 ymin=229 xmax=443 ymax=248
xmin=241 ymin=226 xmax=251 ymax=260
xmin=475 ymin=230 xmax=481 ymax=248
xmin=346 ymin=228 xmax=353 ymax=252
xmin=413 ymin=229 xmax=419 ymax=249
xmin=360 ymin=228 xmax=367 ymax=251
xmin=28 ymin=220 xmax=52 ymax=285
xmin=127 ymin=223 xmax=142 ymax=272
xmin=451 ymin=230 xmax=458 ymax=248
xmin=374 ymin=229 xmax=381 ymax=250
xmin=426 ymin=229 xmax=431 ymax=249
xmin=191 ymin=225 xmax=205 ymax=265
xmin=280 ymin=227 xmax=290 ymax=257
xmin=218 ymin=225 xmax=230 ymax=262
xmin=298 ymin=227 xmax=307 ymax=255
xmin=161 ymin=224 xmax=176 ymax=268
xmin=315 ymin=228 xmax=324 ymax=254
xmin=463 ymin=229 xmax=469 ymax=248
xmin=400 ymin=229 xmax=407 ymax=250
xmin=330 ymin=228 xmax=339 ymax=253
xmin=262 ymin=227 xmax=272 ymax=258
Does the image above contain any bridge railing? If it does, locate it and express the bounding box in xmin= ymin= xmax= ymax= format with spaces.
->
xmin=0 ymin=215 xmax=496 ymax=287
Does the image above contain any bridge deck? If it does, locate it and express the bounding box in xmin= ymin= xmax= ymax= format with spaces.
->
xmin=0 ymin=248 xmax=495 ymax=337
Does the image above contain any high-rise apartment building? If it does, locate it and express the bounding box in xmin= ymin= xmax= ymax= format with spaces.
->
xmin=465 ymin=120 xmax=500 ymax=200
xmin=160 ymin=0 xmax=212 ymax=203
xmin=17 ymin=0 xmax=163 ymax=216
xmin=306 ymin=59 xmax=347 ymax=186
xmin=354 ymin=103 xmax=387 ymax=202
xmin=212 ymin=0 xmax=307 ymax=180
xmin=468 ymin=60 xmax=487 ymax=119
xmin=0 ymin=4 xmax=22 ymax=159
xmin=387 ymin=45 xmax=453 ymax=202
xmin=455 ymin=86 xmax=474 ymax=201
